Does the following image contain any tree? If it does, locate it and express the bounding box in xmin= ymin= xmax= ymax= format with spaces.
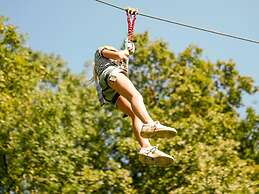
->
xmin=0 ymin=16 xmax=258 ymax=193
xmin=0 ymin=16 xmax=137 ymax=193
xmin=122 ymin=32 xmax=258 ymax=193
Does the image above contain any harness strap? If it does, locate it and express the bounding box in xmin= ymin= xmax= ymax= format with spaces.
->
xmin=126 ymin=8 xmax=138 ymax=41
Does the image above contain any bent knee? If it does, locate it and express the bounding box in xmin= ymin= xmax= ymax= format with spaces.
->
xmin=129 ymin=91 xmax=143 ymax=103
xmin=116 ymin=96 xmax=135 ymax=119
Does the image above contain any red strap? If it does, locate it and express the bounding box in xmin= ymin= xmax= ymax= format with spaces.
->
xmin=127 ymin=13 xmax=136 ymax=41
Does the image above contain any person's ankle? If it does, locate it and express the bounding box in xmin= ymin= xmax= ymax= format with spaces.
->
xmin=141 ymin=144 xmax=152 ymax=149
xmin=143 ymin=120 xmax=154 ymax=125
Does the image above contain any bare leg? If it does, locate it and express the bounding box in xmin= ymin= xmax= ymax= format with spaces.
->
xmin=116 ymin=96 xmax=151 ymax=148
xmin=116 ymin=95 xmax=175 ymax=167
xmin=109 ymin=72 xmax=153 ymax=124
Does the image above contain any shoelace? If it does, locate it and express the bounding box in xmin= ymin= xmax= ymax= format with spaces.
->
xmin=146 ymin=146 xmax=157 ymax=155
xmin=152 ymin=121 xmax=160 ymax=131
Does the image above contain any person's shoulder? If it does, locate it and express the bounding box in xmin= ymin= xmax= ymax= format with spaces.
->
xmin=95 ymin=46 xmax=106 ymax=57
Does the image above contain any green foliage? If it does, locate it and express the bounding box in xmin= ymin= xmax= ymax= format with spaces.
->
xmin=238 ymin=108 xmax=259 ymax=162
xmin=0 ymin=17 xmax=258 ymax=193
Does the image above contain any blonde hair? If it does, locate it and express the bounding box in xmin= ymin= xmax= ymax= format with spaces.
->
xmin=87 ymin=62 xmax=97 ymax=86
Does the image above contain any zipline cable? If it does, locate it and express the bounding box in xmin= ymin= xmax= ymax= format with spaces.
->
xmin=94 ymin=0 xmax=259 ymax=45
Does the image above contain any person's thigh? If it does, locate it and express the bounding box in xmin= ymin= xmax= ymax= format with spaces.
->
xmin=108 ymin=72 xmax=140 ymax=102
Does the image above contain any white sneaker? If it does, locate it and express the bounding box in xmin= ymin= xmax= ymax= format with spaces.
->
xmin=139 ymin=146 xmax=175 ymax=167
xmin=141 ymin=121 xmax=177 ymax=138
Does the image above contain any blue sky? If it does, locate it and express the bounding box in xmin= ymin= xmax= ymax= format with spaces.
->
xmin=0 ymin=0 xmax=258 ymax=113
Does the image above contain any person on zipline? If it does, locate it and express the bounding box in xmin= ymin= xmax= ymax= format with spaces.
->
xmin=93 ymin=44 xmax=177 ymax=166
xmin=92 ymin=9 xmax=177 ymax=167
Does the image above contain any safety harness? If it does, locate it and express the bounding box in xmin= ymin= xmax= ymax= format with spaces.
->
xmin=125 ymin=8 xmax=138 ymax=53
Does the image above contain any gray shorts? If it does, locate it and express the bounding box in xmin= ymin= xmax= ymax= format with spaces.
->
xmin=98 ymin=66 xmax=125 ymax=105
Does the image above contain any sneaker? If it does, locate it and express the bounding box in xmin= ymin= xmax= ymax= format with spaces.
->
xmin=139 ymin=146 xmax=175 ymax=167
xmin=140 ymin=121 xmax=177 ymax=138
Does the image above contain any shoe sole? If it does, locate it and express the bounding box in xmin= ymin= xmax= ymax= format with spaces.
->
xmin=140 ymin=130 xmax=177 ymax=139
xmin=139 ymin=154 xmax=175 ymax=167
